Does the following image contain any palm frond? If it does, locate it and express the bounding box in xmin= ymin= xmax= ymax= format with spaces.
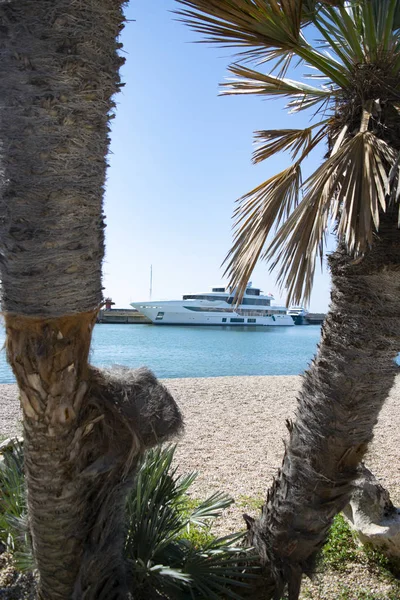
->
xmin=181 ymin=538 xmax=258 ymax=600
xmin=174 ymin=0 xmax=304 ymax=63
xmin=264 ymin=131 xmax=397 ymax=304
xmin=0 ymin=439 xmax=33 ymax=572
xmin=331 ymin=132 xmax=396 ymax=252
xmin=224 ymin=164 xmax=302 ymax=301
xmin=125 ymin=445 xmax=258 ymax=599
xmin=176 ymin=1 xmax=351 ymax=87
xmin=252 ymin=122 xmax=327 ymax=163
xmin=257 ymin=48 xmax=295 ymax=76
xmin=186 ymin=492 xmax=233 ymax=529
xmin=221 ymin=64 xmax=336 ymax=115
xmin=357 ymin=0 xmax=400 ymax=59
xmin=315 ymin=0 xmax=400 ymax=67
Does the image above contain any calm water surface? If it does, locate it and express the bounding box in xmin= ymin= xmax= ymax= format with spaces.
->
xmin=0 ymin=323 xmax=322 ymax=383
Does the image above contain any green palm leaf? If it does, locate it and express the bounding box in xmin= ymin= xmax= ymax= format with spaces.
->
xmin=0 ymin=440 xmax=33 ymax=572
xmin=125 ymin=445 xmax=258 ymax=599
xmin=315 ymin=0 xmax=400 ymax=66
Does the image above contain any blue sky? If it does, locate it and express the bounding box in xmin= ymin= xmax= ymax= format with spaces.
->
xmin=103 ymin=1 xmax=332 ymax=312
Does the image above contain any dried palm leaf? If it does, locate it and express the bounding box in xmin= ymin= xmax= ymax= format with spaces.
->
xmin=265 ymin=131 xmax=397 ymax=303
xmin=224 ymin=164 xmax=302 ymax=301
xmin=332 ymin=132 xmax=396 ymax=252
xmin=222 ymin=64 xmax=335 ymax=102
xmin=175 ymin=1 xmax=350 ymax=86
xmin=253 ymin=129 xmax=312 ymax=163
xmin=252 ymin=122 xmax=327 ymax=163
xmin=175 ymin=0 xmax=304 ymax=61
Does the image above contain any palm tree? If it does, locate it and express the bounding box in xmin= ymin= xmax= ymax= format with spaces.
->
xmin=176 ymin=1 xmax=400 ymax=598
xmin=0 ymin=2 xmax=182 ymax=599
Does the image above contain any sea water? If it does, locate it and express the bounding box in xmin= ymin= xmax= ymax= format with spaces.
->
xmin=0 ymin=324 xmax=322 ymax=383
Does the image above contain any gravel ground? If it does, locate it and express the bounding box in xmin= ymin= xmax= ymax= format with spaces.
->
xmin=1 ymin=375 xmax=400 ymax=512
xmin=1 ymin=376 xmax=400 ymax=599
xmin=166 ymin=375 xmax=400 ymax=505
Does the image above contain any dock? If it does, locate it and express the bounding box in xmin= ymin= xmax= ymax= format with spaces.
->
xmin=97 ymin=309 xmax=151 ymax=325
xmin=305 ymin=313 xmax=326 ymax=325
xmin=292 ymin=313 xmax=325 ymax=325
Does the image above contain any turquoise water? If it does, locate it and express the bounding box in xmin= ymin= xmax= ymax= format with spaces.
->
xmin=0 ymin=324 xmax=322 ymax=383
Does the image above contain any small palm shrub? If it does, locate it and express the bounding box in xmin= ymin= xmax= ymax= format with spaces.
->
xmin=0 ymin=441 xmax=257 ymax=599
xmin=0 ymin=438 xmax=32 ymax=571
xmin=125 ymin=445 xmax=258 ymax=599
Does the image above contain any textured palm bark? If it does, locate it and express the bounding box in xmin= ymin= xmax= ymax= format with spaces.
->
xmin=0 ymin=0 xmax=126 ymax=315
xmin=0 ymin=1 xmax=184 ymax=598
xmin=6 ymin=313 xmax=183 ymax=599
xmin=246 ymin=214 xmax=400 ymax=600
xmin=6 ymin=313 xmax=96 ymax=599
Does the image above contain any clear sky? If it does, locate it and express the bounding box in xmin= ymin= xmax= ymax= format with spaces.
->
xmin=103 ymin=1 xmax=333 ymax=312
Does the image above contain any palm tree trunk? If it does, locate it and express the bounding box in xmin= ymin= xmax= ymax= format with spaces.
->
xmin=246 ymin=213 xmax=400 ymax=600
xmin=0 ymin=2 xmax=183 ymax=598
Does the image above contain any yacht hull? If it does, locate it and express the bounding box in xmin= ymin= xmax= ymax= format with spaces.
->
xmin=130 ymin=301 xmax=294 ymax=327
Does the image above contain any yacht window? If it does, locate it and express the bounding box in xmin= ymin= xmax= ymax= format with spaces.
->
xmin=227 ymin=297 xmax=268 ymax=305
xmin=222 ymin=317 xmax=227 ymax=323
xmin=155 ymin=311 xmax=164 ymax=320
xmin=232 ymin=298 xmax=270 ymax=306
xmin=247 ymin=318 xmax=256 ymax=323
xmin=183 ymin=294 xmax=229 ymax=302
xmin=230 ymin=318 xmax=244 ymax=323
xmin=184 ymin=306 xmax=232 ymax=313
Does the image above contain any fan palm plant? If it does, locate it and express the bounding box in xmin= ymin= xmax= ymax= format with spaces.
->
xmin=0 ymin=440 xmax=258 ymax=600
xmin=125 ymin=445 xmax=258 ymax=599
xmin=176 ymin=1 xmax=400 ymax=598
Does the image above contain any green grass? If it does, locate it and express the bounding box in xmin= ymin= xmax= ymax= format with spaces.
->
xmin=179 ymin=496 xmax=217 ymax=548
xmin=363 ymin=543 xmax=400 ymax=577
xmin=334 ymin=585 xmax=400 ymax=600
xmin=319 ymin=514 xmax=400 ymax=580
xmin=319 ymin=514 xmax=359 ymax=570
xmin=236 ymin=494 xmax=264 ymax=512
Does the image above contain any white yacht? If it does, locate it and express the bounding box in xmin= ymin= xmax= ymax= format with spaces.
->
xmin=131 ymin=284 xmax=294 ymax=327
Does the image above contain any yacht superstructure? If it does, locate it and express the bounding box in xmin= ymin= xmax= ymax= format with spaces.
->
xmin=131 ymin=284 xmax=294 ymax=327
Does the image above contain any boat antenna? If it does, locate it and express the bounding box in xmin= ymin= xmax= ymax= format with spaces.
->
xmin=149 ymin=264 xmax=153 ymax=301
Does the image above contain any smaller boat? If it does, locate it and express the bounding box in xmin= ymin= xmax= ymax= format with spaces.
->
xmin=288 ymin=306 xmax=309 ymax=325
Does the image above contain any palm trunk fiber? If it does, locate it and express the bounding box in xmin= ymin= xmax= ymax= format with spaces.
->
xmin=246 ymin=214 xmax=400 ymax=600
xmin=6 ymin=313 xmax=99 ymax=599
xmin=6 ymin=314 xmax=183 ymax=600
xmin=0 ymin=1 xmax=183 ymax=598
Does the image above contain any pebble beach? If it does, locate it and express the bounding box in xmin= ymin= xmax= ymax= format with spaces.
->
xmin=1 ymin=375 xmax=400 ymax=599
xmin=1 ymin=375 xmax=400 ymax=508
